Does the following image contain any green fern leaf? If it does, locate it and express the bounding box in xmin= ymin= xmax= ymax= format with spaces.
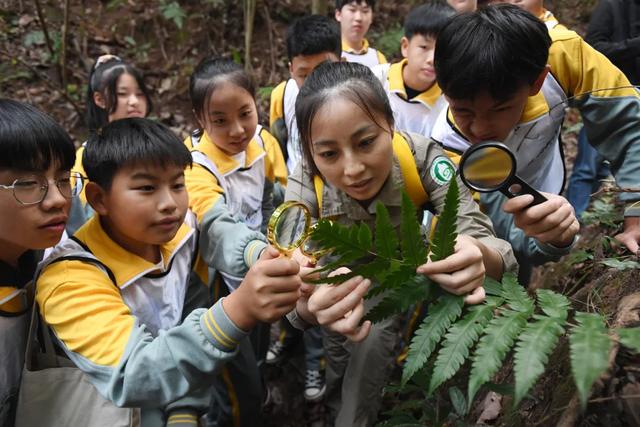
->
xmin=428 ymin=302 xmax=495 ymax=395
xmin=368 ymin=261 xmax=416 ymax=298
xmin=358 ymin=222 xmax=373 ymax=250
xmin=483 ymin=276 xmax=502 ymax=296
xmin=429 ymin=178 xmax=459 ymax=262
xmin=513 ymin=313 xmax=567 ymax=406
xmin=618 ymin=327 xmax=640 ymax=353
xmin=401 ymin=294 xmax=464 ymax=385
xmin=536 ymin=289 xmax=570 ymax=320
xmin=309 ymin=219 xmax=370 ymax=265
xmin=376 ymin=201 xmax=399 ymax=259
xmin=569 ymin=312 xmax=613 ymax=409
xmin=366 ymin=275 xmax=434 ymax=323
xmin=468 ymin=308 xmax=531 ymax=402
xmin=500 ymin=272 xmax=534 ymax=314
xmin=400 ymin=192 xmax=428 ymax=266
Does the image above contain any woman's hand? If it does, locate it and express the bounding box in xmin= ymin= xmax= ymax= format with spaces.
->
xmin=417 ymin=235 xmax=486 ymax=304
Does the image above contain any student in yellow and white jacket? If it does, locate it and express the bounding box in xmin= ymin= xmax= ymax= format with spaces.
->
xmin=35 ymin=118 xmax=303 ymax=427
xmin=335 ymin=0 xmax=387 ymax=68
xmin=371 ymin=3 xmax=453 ymax=139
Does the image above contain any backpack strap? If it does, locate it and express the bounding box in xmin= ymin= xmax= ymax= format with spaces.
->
xmin=313 ymin=132 xmax=430 ymax=215
xmin=393 ymin=132 xmax=429 ymax=208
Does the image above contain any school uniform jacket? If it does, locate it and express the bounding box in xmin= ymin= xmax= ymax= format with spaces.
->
xmin=341 ymin=38 xmax=387 ymax=68
xmin=187 ymin=129 xmax=280 ymax=290
xmin=0 ymin=250 xmax=39 ymax=427
xmin=540 ymin=9 xmax=567 ymax=30
xmin=372 ymin=59 xmax=448 ymax=139
xmin=35 ymin=216 xmax=246 ymax=426
xmin=269 ymin=78 xmax=301 ymax=172
xmin=432 ymin=28 xmax=640 ymax=208
xmin=285 ymin=131 xmax=519 ymax=275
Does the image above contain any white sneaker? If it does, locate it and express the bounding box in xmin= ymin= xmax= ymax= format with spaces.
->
xmin=304 ymin=369 xmax=326 ymax=402
xmin=266 ymin=341 xmax=286 ymax=365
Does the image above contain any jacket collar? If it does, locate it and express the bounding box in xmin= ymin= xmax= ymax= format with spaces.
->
xmin=75 ymin=215 xmax=194 ymax=289
xmin=388 ymin=60 xmax=442 ymax=107
xmin=342 ymin=38 xmax=370 ymax=54
xmin=197 ymin=131 xmax=266 ymax=176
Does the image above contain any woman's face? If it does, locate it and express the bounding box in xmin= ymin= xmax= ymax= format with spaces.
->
xmin=309 ymin=96 xmax=393 ymax=202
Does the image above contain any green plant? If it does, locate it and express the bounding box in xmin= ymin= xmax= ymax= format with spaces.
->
xmin=309 ymin=181 xmax=640 ymax=414
xmin=159 ymin=1 xmax=187 ymax=30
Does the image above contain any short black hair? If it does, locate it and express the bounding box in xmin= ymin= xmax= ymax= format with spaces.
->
xmin=0 ymin=99 xmax=75 ymax=172
xmin=83 ymin=118 xmax=191 ymax=190
xmin=286 ymin=15 xmax=342 ymax=62
xmin=86 ymin=57 xmax=153 ymax=131
xmin=296 ymin=61 xmax=394 ymax=177
xmin=189 ymin=57 xmax=255 ymax=123
xmin=335 ymin=0 xmax=375 ymax=11
xmin=435 ymin=4 xmax=551 ymax=101
xmin=404 ymin=2 xmax=455 ymax=39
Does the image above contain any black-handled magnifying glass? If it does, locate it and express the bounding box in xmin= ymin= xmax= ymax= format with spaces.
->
xmin=458 ymin=142 xmax=547 ymax=207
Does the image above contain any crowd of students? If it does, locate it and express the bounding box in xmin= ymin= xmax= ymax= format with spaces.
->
xmin=2 ymin=1 xmax=640 ymax=426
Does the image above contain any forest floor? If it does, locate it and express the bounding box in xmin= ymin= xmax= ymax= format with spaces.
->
xmin=3 ymin=1 xmax=638 ymax=426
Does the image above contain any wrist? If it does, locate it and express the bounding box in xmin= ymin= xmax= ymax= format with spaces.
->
xmin=221 ymin=291 xmax=256 ymax=331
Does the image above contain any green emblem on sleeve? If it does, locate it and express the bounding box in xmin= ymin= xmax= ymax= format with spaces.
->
xmin=430 ymin=156 xmax=456 ymax=186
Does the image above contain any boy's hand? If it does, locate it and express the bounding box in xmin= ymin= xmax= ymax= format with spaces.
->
xmin=224 ymin=246 xmax=301 ymax=330
xmin=306 ymin=268 xmax=372 ymax=342
xmin=417 ymin=235 xmax=486 ymax=304
xmin=502 ymin=192 xmax=579 ymax=247
xmin=615 ymin=216 xmax=640 ymax=254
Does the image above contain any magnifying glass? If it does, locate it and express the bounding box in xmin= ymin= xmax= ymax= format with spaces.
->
xmin=267 ymin=201 xmax=327 ymax=262
xmin=458 ymin=142 xmax=547 ymax=206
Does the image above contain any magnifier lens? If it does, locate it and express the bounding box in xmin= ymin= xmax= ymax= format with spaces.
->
xmin=270 ymin=203 xmax=310 ymax=253
xmin=461 ymin=146 xmax=514 ymax=191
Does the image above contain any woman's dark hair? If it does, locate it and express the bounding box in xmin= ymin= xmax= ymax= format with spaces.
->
xmin=295 ymin=61 xmax=394 ymax=177
xmin=189 ymin=57 xmax=256 ymax=123
xmin=86 ymin=57 xmax=153 ymax=131
xmin=0 ymin=99 xmax=75 ymax=171
xmin=435 ymin=4 xmax=551 ymax=101
xmin=83 ymin=118 xmax=191 ymax=190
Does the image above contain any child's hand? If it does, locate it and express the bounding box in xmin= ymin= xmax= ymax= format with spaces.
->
xmin=417 ymin=235 xmax=486 ymax=304
xmin=502 ymin=193 xmax=579 ymax=247
xmin=224 ymin=246 xmax=301 ymax=329
xmin=306 ymin=268 xmax=372 ymax=342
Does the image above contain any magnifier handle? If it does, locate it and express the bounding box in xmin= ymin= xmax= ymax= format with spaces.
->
xmin=500 ymin=175 xmax=547 ymax=207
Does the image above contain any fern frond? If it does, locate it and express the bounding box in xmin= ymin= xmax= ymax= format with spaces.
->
xmin=618 ymin=327 xmax=640 ymax=353
xmin=468 ymin=308 xmax=530 ymax=402
xmin=375 ymin=201 xmax=399 ymax=259
xmin=366 ymin=275 xmax=434 ymax=323
xmin=570 ymin=312 xmax=613 ymax=409
xmin=429 ymin=178 xmax=459 ymax=262
xmin=513 ymin=313 xmax=567 ymax=406
xmin=428 ymin=303 xmax=495 ymax=395
xmin=536 ymin=289 xmax=570 ymax=320
xmin=401 ymin=294 xmax=464 ymax=385
xmin=400 ymin=192 xmax=428 ymax=266
xmin=483 ymin=277 xmax=502 ymax=296
xmin=500 ymin=272 xmax=534 ymax=314
xmin=309 ymin=219 xmax=371 ymax=266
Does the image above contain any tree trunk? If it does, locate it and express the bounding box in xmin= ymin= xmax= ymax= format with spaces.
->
xmin=243 ymin=0 xmax=256 ymax=71
xmin=312 ymin=0 xmax=327 ymax=15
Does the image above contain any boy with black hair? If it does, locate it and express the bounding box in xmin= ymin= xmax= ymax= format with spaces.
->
xmin=372 ymin=2 xmax=454 ymax=138
xmin=432 ymin=4 xmax=640 ymax=281
xmin=34 ymin=118 xmax=303 ymax=426
xmin=270 ymin=14 xmax=341 ymax=173
xmin=335 ymin=0 xmax=387 ymax=67
xmin=268 ymin=14 xmax=341 ymax=402
xmin=0 ymin=99 xmax=77 ymax=427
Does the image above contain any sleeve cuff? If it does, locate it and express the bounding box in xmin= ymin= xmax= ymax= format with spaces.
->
xmin=624 ymin=204 xmax=640 ymax=217
xmin=166 ymin=408 xmax=200 ymax=426
xmin=535 ymin=235 xmax=578 ymax=256
xmin=244 ymin=240 xmax=267 ymax=267
xmin=199 ymin=299 xmax=248 ymax=352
